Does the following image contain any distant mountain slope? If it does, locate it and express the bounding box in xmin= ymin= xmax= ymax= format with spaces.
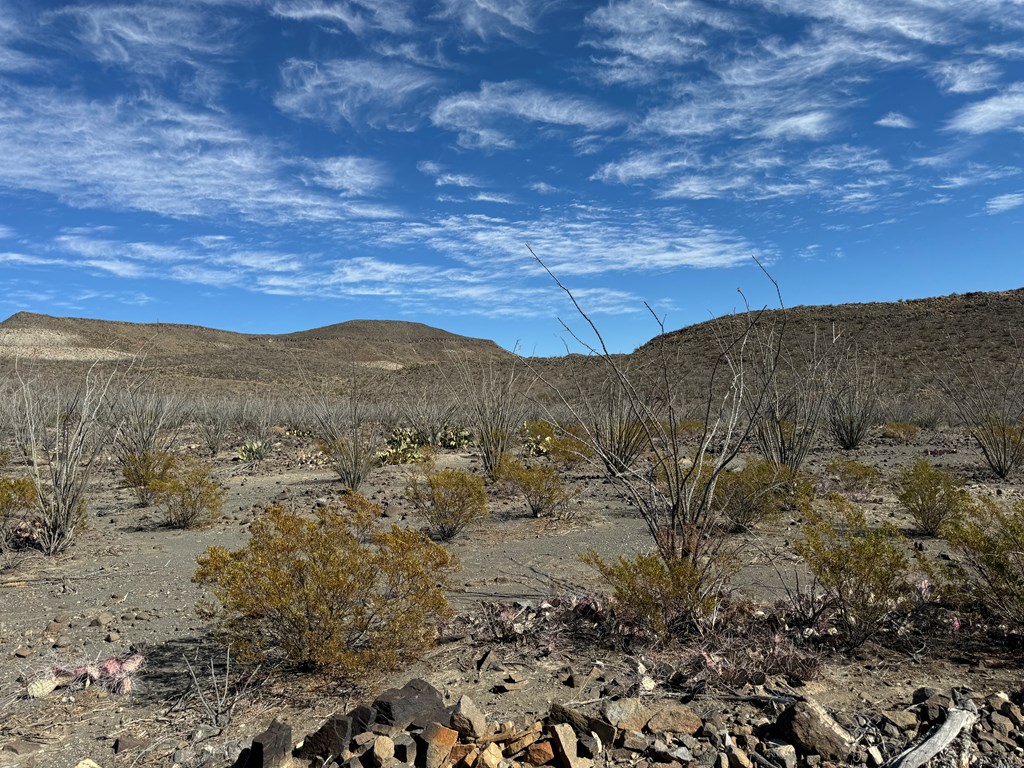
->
xmin=0 ymin=312 xmax=509 ymax=392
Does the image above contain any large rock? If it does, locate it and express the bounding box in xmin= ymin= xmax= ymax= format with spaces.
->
xmin=296 ymin=714 xmax=353 ymax=761
xmin=552 ymin=722 xmax=593 ymax=768
xmin=602 ymin=699 xmax=651 ymax=732
xmin=775 ymin=699 xmax=852 ymax=761
xmin=451 ymin=695 xmax=488 ymax=739
xmin=647 ymin=702 xmax=703 ymax=737
xmin=233 ymin=718 xmax=292 ymax=768
xmin=375 ymin=679 xmax=448 ymax=730
xmin=418 ymin=722 xmax=459 ymax=768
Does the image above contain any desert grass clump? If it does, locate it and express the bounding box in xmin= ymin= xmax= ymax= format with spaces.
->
xmin=943 ymin=497 xmax=1024 ymax=628
xmin=406 ymin=465 xmax=488 ymax=541
xmin=0 ymin=475 xmax=36 ymax=566
xmin=826 ymin=456 xmax=882 ymax=494
xmin=825 ymin=349 xmax=880 ymax=450
xmin=580 ymin=549 xmax=731 ymax=641
xmin=310 ymin=395 xmax=388 ymax=492
xmin=193 ymin=495 xmax=457 ymax=677
xmin=152 ymin=456 xmax=224 ymax=529
xmin=110 ymin=386 xmax=182 ymax=504
xmin=894 ymin=459 xmax=970 ymax=536
xmin=497 ymin=458 xmax=579 ymax=518
xmin=795 ymin=494 xmax=917 ymax=648
xmin=881 ymin=421 xmax=920 ymax=443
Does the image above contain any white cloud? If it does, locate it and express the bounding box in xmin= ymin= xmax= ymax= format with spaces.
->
xmin=276 ymin=58 xmax=439 ymax=130
xmin=270 ymin=0 xmax=414 ymax=34
xmin=933 ymin=60 xmax=1000 ymax=93
xmin=435 ymin=0 xmax=542 ymax=40
xmin=760 ymin=111 xmax=834 ymax=140
xmin=431 ymin=81 xmax=625 ymax=149
xmin=0 ymin=224 xmax=14 ymax=239
xmin=305 ymin=156 xmax=390 ymax=196
xmin=986 ymin=192 xmax=1024 ymax=214
xmin=528 ymin=181 xmax=557 ymax=194
xmin=947 ymin=84 xmax=1024 ymax=133
xmin=471 ymin=192 xmax=514 ymax=204
xmin=875 ymin=111 xmax=914 ymax=128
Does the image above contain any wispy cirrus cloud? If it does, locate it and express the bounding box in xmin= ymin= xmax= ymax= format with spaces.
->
xmin=875 ymin=112 xmax=914 ymax=128
xmin=933 ymin=60 xmax=1000 ymax=93
xmin=276 ymin=58 xmax=439 ymax=130
xmin=435 ymin=0 xmax=544 ymax=40
xmin=303 ymin=156 xmax=390 ymax=196
xmin=985 ymin=192 xmax=1024 ymax=214
xmin=947 ymin=84 xmax=1024 ymax=133
xmin=0 ymin=84 xmax=392 ymax=223
xmin=270 ymin=0 xmax=414 ymax=34
xmin=432 ymin=81 xmax=625 ymax=149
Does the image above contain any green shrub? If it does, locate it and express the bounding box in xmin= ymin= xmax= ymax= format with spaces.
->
xmin=881 ymin=421 xmax=920 ymax=443
xmin=713 ymin=458 xmax=815 ymax=531
xmin=193 ymin=496 xmax=457 ymax=677
xmin=151 ymin=456 xmax=224 ymax=529
xmin=237 ymin=440 xmax=272 ymax=464
xmin=0 ymin=475 xmax=36 ymax=550
xmin=580 ymin=549 xmax=730 ymax=640
xmin=497 ymin=458 xmax=580 ymax=518
xmin=943 ymin=496 xmax=1024 ymax=627
xmin=826 ymin=456 xmax=882 ymax=494
xmin=894 ymin=459 xmax=970 ymax=536
xmin=121 ymin=450 xmax=175 ymax=505
xmin=795 ymin=494 xmax=916 ymax=648
xmin=406 ymin=466 xmax=488 ymax=541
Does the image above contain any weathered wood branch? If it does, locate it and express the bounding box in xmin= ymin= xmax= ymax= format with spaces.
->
xmin=883 ymin=701 xmax=978 ymax=768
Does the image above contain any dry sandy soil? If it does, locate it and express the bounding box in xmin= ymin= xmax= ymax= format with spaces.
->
xmin=1 ymin=422 xmax=1022 ymax=768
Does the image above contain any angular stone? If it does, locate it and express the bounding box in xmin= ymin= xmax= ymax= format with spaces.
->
xmin=765 ymin=743 xmax=797 ymax=768
xmin=349 ymin=704 xmax=378 ymax=734
xmin=419 ymin=722 xmax=459 ymax=768
xmin=451 ymin=744 xmax=477 ymax=766
xmin=552 ymin=722 xmax=592 ymax=768
xmin=577 ymin=734 xmax=601 ymax=760
xmin=866 ymin=745 xmax=884 ymax=766
xmin=647 ymin=703 xmax=702 ymax=737
xmin=376 ymin=679 xmax=448 ymax=730
xmin=478 ymin=742 xmax=504 ymax=768
xmin=372 ymin=735 xmax=396 ymax=768
xmin=91 ymin=611 xmax=114 ymax=627
xmin=451 ymin=695 xmax=488 ymax=739
xmin=297 ymin=714 xmax=354 ymax=761
xmin=113 ymin=735 xmax=148 ymax=754
xmin=3 ymin=740 xmax=42 ymax=755
xmin=603 ymin=699 xmax=651 ymax=732
xmin=881 ymin=709 xmax=918 ymax=732
xmin=393 ymin=732 xmax=418 ymax=766
xmin=234 ymin=718 xmax=292 ymax=768
xmin=775 ymin=700 xmax=852 ymax=762
xmin=507 ymin=732 xmax=540 ymax=755
xmin=525 ymin=741 xmax=556 ymax=766
xmin=727 ymin=748 xmax=752 ymax=768
xmin=13 ymin=646 xmax=33 ymax=658
xmin=355 ymin=732 xmax=378 ymax=749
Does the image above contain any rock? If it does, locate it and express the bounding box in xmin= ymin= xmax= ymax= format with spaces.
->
xmin=478 ymin=742 xmax=504 ymax=768
xmin=880 ymin=709 xmax=918 ymax=732
xmin=450 ymin=744 xmax=477 ymax=767
xmin=917 ymin=693 xmax=952 ymax=724
xmin=765 ymin=743 xmax=797 ymax=768
xmin=419 ymin=722 xmax=459 ymax=768
xmin=233 ymin=718 xmax=292 ymax=768
xmin=355 ymin=732 xmax=378 ymax=749
xmin=3 ymin=740 xmax=42 ymax=755
xmin=376 ymin=679 xmax=448 ymax=730
xmin=647 ymin=703 xmax=703 ymax=737
xmin=393 ymin=733 xmax=418 ymax=765
xmin=550 ymin=703 xmax=594 ymax=735
xmin=451 ymin=695 xmax=488 ymax=739
xmin=526 ymin=741 xmax=556 ymax=766
xmin=866 ymin=745 xmax=884 ymax=766
xmin=91 ymin=611 xmax=114 ymax=627
xmin=727 ymin=747 xmax=752 ymax=768
xmin=105 ymin=631 xmax=120 ymax=642
xmin=552 ymin=722 xmax=593 ymax=768
xmin=577 ymin=734 xmax=601 ymax=759
xmin=296 ymin=714 xmax=353 ymax=762
xmin=75 ymin=761 xmax=104 ymax=768
xmin=113 ymin=734 xmax=148 ymax=754
xmin=372 ymin=735 xmax=396 ymax=768
xmin=1001 ymin=701 xmax=1024 ymax=729
xmin=13 ymin=646 xmax=33 ymax=658
xmin=774 ymin=699 xmax=853 ymax=762
xmin=603 ymin=699 xmax=651 ymax=732
xmin=507 ymin=731 xmax=541 ymax=755
xmin=621 ymin=731 xmax=652 ymax=752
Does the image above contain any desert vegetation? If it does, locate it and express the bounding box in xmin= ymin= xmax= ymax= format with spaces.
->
xmin=1 ymin=292 xmax=1024 ymax=767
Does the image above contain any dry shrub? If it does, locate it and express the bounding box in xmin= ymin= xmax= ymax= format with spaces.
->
xmin=943 ymin=496 xmax=1024 ymax=628
xmin=881 ymin=421 xmax=920 ymax=443
xmin=193 ymin=496 xmax=457 ymax=677
xmin=713 ymin=458 xmax=814 ymax=531
xmin=406 ymin=465 xmax=488 ymax=541
xmin=684 ymin=630 xmax=822 ymax=688
xmin=826 ymin=456 xmax=881 ymax=494
xmin=121 ymin=449 xmax=175 ymax=504
xmin=894 ymin=458 xmax=970 ymax=536
xmin=151 ymin=456 xmax=224 ymax=529
xmin=0 ymin=475 xmax=36 ymax=565
xmin=580 ymin=549 xmax=732 ymax=641
xmin=497 ymin=458 xmax=579 ymax=518
xmin=795 ymin=494 xmax=917 ymax=648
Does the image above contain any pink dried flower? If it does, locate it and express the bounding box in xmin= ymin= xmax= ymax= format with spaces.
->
xmin=120 ymin=654 xmax=144 ymax=673
xmin=100 ymin=658 xmax=123 ymax=678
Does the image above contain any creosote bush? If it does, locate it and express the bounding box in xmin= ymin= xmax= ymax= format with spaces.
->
xmin=894 ymin=459 xmax=970 ymax=536
xmin=0 ymin=475 xmax=36 ymax=557
xmin=795 ymin=494 xmax=917 ymax=648
xmin=881 ymin=421 xmax=920 ymax=443
xmin=406 ymin=465 xmax=488 ymax=541
xmin=713 ymin=458 xmax=814 ymax=532
xmin=497 ymin=458 xmax=579 ymax=518
xmin=943 ymin=496 xmax=1024 ymax=628
xmin=580 ymin=549 xmax=732 ymax=641
xmin=151 ymin=456 xmax=224 ymax=529
xmin=826 ymin=456 xmax=881 ymax=494
xmin=193 ymin=495 xmax=457 ymax=677
xmin=121 ymin=449 xmax=175 ymax=505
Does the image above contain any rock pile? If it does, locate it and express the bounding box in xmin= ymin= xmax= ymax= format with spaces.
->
xmin=226 ymin=679 xmax=1024 ymax=768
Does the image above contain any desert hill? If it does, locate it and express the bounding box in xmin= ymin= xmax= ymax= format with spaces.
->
xmin=0 ymin=312 xmax=509 ymax=392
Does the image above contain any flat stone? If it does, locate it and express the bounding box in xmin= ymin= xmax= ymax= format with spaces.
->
xmin=647 ymin=703 xmax=702 ymax=737
xmin=479 ymin=742 xmax=504 ymax=768
xmin=419 ymin=722 xmax=459 ymax=768
xmin=3 ymin=740 xmax=42 ymax=755
xmin=91 ymin=611 xmax=114 ymax=627
xmin=525 ymin=741 xmax=556 ymax=766
xmin=507 ymin=732 xmax=540 ymax=755
xmin=105 ymin=631 xmax=120 ymax=642
xmin=727 ymin=748 xmax=752 ymax=768
xmin=376 ymin=679 xmax=448 ymax=730
xmin=113 ymin=735 xmax=148 ymax=754
xmin=372 ymin=735 xmax=396 ymax=768
xmin=775 ymin=699 xmax=852 ymax=762
xmin=297 ymin=714 xmax=353 ymax=761
xmin=603 ymin=699 xmax=651 ymax=732
xmin=765 ymin=743 xmax=797 ymax=768
xmin=451 ymin=695 xmax=488 ymax=739
xmin=13 ymin=646 xmax=33 ymax=658
xmin=552 ymin=723 xmax=592 ymax=768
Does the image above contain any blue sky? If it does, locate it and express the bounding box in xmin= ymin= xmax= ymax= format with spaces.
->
xmin=1 ymin=0 xmax=1023 ymax=355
